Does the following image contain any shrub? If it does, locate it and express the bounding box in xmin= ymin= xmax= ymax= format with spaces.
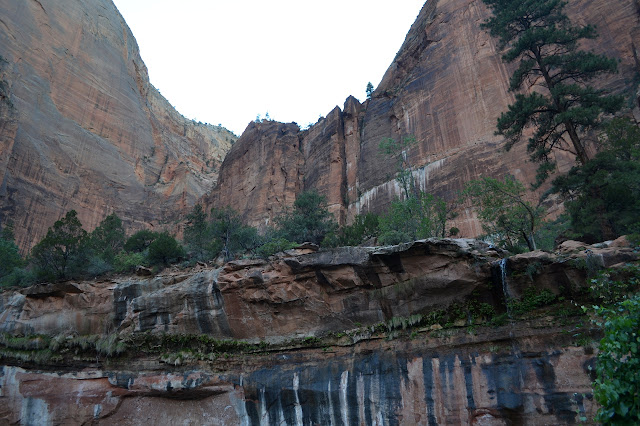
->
xmin=124 ymin=230 xmax=159 ymax=253
xmin=256 ymin=238 xmax=297 ymax=258
xmin=114 ymin=251 xmax=146 ymax=273
xmin=88 ymin=213 xmax=125 ymax=263
xmin=183 ymin=204 xmax=212 ymax=261
xmin=324 ymin=213 xmax=379 ymax=247
xmin=274 ymin=191 xmax=337 ymax=245
xmin=0 ymin=226 xmax=23 ymax=280
xmin=146 ymin=233 xmax=184 ymax=266
xmin=86 ymin=256 xmax=113 ymax=277
xmin=592 ymin=295 xmax=640 ymax=424
xmin=508 ymin=286 xmax=556 ymax=315
xmin=0 ymin=268 xmax=37 ymax=288
xmin=30 ymin=210 xmax=88 ymax=280
xmin=378 ymin=192 xmax=450 ymax=245
xmin=589 ymin=264 xmax=640 ymax=305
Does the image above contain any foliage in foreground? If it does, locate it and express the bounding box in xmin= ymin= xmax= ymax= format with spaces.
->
xmin=592 ymin=294 xmax=640 ymax=424
xmin=587 ymin=264 xmax=640 ymax=424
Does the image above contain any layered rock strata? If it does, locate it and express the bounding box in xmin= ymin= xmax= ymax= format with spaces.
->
xmin=208 ymin=0 xmax=640 ymax=235
xmin=0 ymin=238 xmax=630 ymax=424
xmin=0 ymin=0 xmax=235 ymax=250
xmin=0 ymin=327 xmax=598 ymax=425
xmin=0 ymin=239 xmax=500 ymax=339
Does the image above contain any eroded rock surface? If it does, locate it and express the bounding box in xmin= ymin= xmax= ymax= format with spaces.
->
xmin=0 ymin=239 xmax=499 ymax=339
xmin=0 ymin=238 xmax=633 ymax=424
xmin=207 ymin=0 xmax=640 ymax=236
xmin=0 ymin=327 xmax=598 ymax=425
xmin=0 ymin=0 xmax=235 ymax=250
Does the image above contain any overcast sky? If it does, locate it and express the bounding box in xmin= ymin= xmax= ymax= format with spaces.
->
xmin=112 ymin=1 xmax=426 ymax=135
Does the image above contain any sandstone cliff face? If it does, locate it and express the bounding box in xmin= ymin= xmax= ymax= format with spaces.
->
xmin=208 ymin=0 xmax=640 ymax=235
xmin=0 ymin=0 xmax=235 ymax=250
xmin=0 ymin=239 xmax=500 ymax=339
xmin=0 ymin=238 xmax=631 ymax=424
xmin=0 ymin=336 xmax=597 ymax=425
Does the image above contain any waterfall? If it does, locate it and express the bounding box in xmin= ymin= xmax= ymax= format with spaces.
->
xmin=499 ymin=258 xmax=513 ymax=318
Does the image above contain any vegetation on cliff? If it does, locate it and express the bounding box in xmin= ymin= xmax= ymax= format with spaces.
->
xmin=481 ymin=0 xmax=623 ymax=186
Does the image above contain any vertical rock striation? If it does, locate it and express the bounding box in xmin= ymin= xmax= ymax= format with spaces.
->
xmin=0 ymin=0 xmax=235 ymax=250
xmin=208 ymin=0 xmax=640 ymax=235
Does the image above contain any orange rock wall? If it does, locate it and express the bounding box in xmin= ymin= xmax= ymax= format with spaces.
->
xmin=209 ymin=0 xmax=640 ymax=236
xmin=0 ymin=0 xmax=235 ymax=250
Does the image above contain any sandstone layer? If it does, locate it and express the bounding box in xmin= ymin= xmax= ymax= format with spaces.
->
xmin=1 ymin=238 xmax=634 ymax=341
xmin=0 ymin=329 xmax=598 ymax=425
xmin=0 ymin=238 xmax=630 ymax=424
xmin=0 ymin=239 xmax=501 ymax=339
xmin=0 ymin=0 xmax=235 ymax=251
xmin=207 ymin=0 xmax=640 ymax=235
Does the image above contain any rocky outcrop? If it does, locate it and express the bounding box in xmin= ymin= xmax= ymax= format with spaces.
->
xmin=0 ymin=238 xmax=635 ymax=424
xmin=208 ymin=0 xmax=640 ymax=235
xmin=2 ymin=238 xmax=634 ymax=340
xmin=0 ymin=0 xmax=235 ymax=250
xmin=0 ymin=239 xmax=499 ymax=339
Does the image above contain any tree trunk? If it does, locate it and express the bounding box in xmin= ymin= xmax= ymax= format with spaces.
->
xmin=565 ymin=122 xmax=590 ymax=165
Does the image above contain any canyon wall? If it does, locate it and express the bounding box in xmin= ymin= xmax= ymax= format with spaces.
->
xmin=0 ymin=336 xmax=598 ymax=425
xmin=208 ymin=0 xmax=640 ymax=235
xmin=1 ymin=238 xmax=636 ymax=424
xmin=0 ymin=0 xmax=235 ymax=251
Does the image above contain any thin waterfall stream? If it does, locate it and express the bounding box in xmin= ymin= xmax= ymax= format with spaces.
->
xmin=496 ymin=258 xmax=521 ymax=359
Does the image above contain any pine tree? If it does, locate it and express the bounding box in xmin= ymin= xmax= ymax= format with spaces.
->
xmin=482 ymin=0 xmax=623 ymax=185
xmin=31 ymin=210 xmax=87 ymax=280
xmin=183 ymin=204 xmax=211 ymax=261
xmin=366 ymin=82 xmax=374 ymax=99
xmin=89 ymin=213 xmax=125 ymax=263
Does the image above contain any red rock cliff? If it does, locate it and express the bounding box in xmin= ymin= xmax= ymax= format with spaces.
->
xmin=208 ymin=0 xmax=640 ymax=234
xmin=0 ymin=0 xmax=235 ymax=250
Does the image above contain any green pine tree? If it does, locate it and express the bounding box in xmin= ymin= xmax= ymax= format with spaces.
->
xmin=552 ymin=118 xmax=640 ymax=241
xmin=31 ymin=210 xmax=87 ymax=280
xmin=89 ymin=213 xmax=125 ymax=263
xmin=482 ymin=0 xmax=623 ymax=185
xmin=183 ymin=204 xmax=211 ymax=261
xmin=274 ymin=191 xmax=337 ymax=246
xmin=0 ymin=222 xmax=23 ymax=281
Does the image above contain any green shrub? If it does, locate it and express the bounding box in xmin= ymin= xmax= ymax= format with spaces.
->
xmin=0 ymin=268 xmax=37 ymax=288
xmin=30 ymin=210 xmax=88 ymax=280
xmin=378 ymin=192 xmax=449 ymax=245
xmin=88 ymin=213 xmax=125 ymax=263
xmin=124 ymin=230 xmax=159 ymax=253
xmin=274 ymin=191 xmax=337 ymax=245
xmin=256 ymin=238 xmax=297 ymax=258
xmin=508 ymin=286 xmax=556 ymax=315
xmin=589 ymin=264 xmax=640 ymax=305
xmin=114 ymin=251 xmax=146 ymax=273
xmin=86 ymin=256 xmax=113 ymax=277
xmin=324 ymin=213 xmax=380 ymax=247
xmin=146 ymin=233 xmax=184 ymax=266
xmin=592 ymin=294 xmax=640 ymax=424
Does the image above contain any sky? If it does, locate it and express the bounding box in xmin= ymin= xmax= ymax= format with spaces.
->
xmin=112 ymin=1 xmax=426 ymax=135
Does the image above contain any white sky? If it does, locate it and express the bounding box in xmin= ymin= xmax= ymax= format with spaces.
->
xmin=112 ymin=1 xmax=426 ymax=135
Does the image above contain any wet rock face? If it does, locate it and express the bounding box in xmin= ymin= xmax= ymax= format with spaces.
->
xmin=0 ymin=238 xmax=629 ymax=424
xmin=0 ymin=334 xmax=597 ymax=425
xmin=0 ymin=0 xmax=235 ymax=250
xmin=207 ymin=0 xmax=640 ymax=235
